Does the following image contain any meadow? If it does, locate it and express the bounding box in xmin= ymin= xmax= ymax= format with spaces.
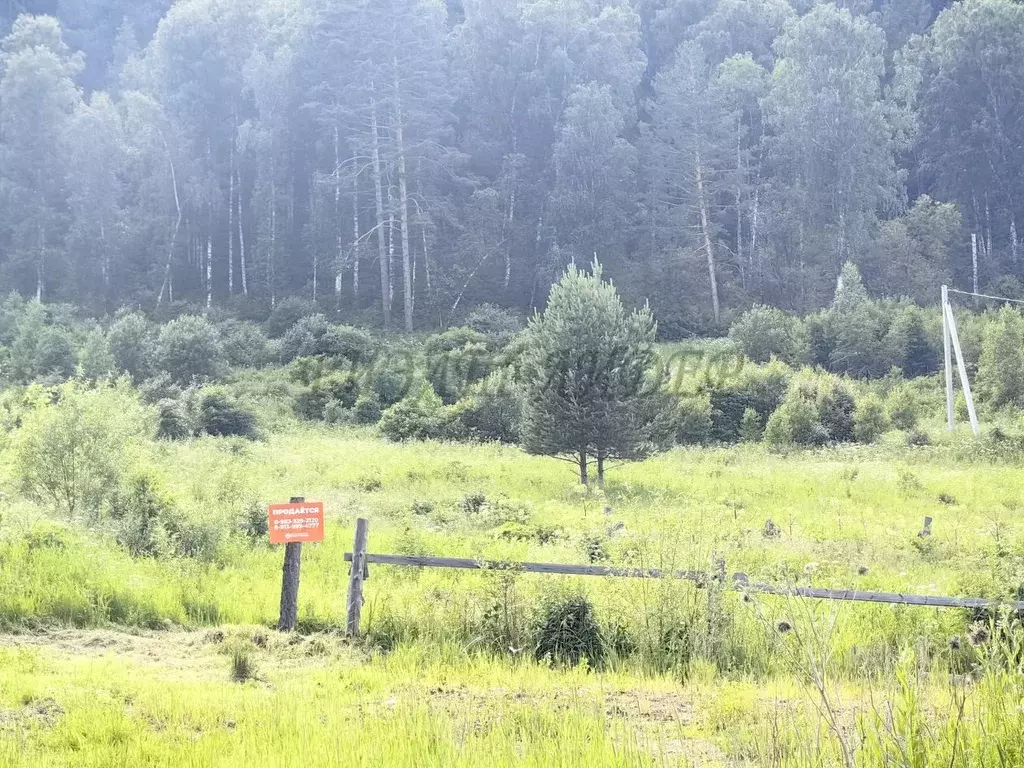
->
xmin=4 ymin=286 xmax=1024 ymax=765
xmin=3 ymin=394 xmax=1024 ymax=765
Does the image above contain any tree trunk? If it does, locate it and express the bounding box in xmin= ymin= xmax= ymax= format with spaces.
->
xmin=972 ymin=232 xmax=979 ymax=296
xmin=157 ymin=152 xmax=182 ymax=305
xmin=239 ymin=171 xmax=248 ymax=296
xmin=735 ymin=120 xmax=743 ymax=286
xmin=35 ymin=225 xmax=44 ymax=302
xmin=352 ymin=161 xmax=360 ymax=302
xmin=505 ymin=186 xmax=515 ymax=290
xmin=206 ymin=214 xmax=213 ymax=310
xmin=334 ymin=126 xmax=343 ymax=304
xmin=370 ymin=94 xmax=390 ymax=328
xmin=393 ymin=73 xmax=413 ymax=332
xmin=422 ymin=224 xmax=430 ymax=295
xmin=388 ymin=193 xmax=395 ymax=314
xmin=312 ymin=189 xmax=319 ymax=301
xmin=100 ymin=220 xmax=109 ymax=293
xmin=750 ymin=184 xmax=759 ymax=271
xmin=270 ymin=174 xmax=277 ymax=308
xmin=228 ymin=133 xmax=234 ymax=297
xmin=206 ymin=139 xmax=213 ymax=310
xmin=695 ymin=149 xmax=720 ymax=325
xmin=578 ymin=450 xmax=589 ymax=486
xmin=530 ymin=212 xmax=544 ymax=309
xmin=596 ymin=452 xmax=606 ymax=489
xmin=1012 ymin=215 xmax=1019 ymax=268
xmin=311 ymin=172 xmax=320 ymax=301
xmin=985 ymin=200 xmax=992 ymax=262
xmin=837 ymin=210 xmax=846 ymax=267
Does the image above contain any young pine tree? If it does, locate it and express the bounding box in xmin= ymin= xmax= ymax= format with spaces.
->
xmin=521 ymin=262 xmax=667 ymax=486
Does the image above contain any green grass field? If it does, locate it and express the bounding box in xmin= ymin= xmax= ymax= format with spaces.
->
xmin=4 ymin=405 xmax=1024 ymax=765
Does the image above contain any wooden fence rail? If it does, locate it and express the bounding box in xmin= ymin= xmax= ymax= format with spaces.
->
xmin=342 ymin=518 xmax=1024 ymax=637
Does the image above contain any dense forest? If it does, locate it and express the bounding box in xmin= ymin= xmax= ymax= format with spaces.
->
xmin=0 ymin=0 xmax=1018 ymax=335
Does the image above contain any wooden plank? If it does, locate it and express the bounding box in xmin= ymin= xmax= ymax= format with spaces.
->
xmin=344 ymin=552 xmax=1024 ymax=611
xmin=345 ymin=553 xmax=705 ymax=580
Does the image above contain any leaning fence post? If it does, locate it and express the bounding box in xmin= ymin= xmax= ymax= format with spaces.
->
xmin=346 ymin=518 xmax=370 ymax=637
xmin=277 ymin=496 xmax=304 ymax=632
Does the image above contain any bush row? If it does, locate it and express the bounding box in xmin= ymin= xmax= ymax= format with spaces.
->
xmin=729 ymin=263 xmax=942 ymax=378
xmin=729 ymin=263 xmax=1024 ymax=414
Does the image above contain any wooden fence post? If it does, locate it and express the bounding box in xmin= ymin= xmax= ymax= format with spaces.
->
xmin=277 ymin=496 xmax=304 ymax=632
xmin=346 ymin=518 xmax=369 ymax=637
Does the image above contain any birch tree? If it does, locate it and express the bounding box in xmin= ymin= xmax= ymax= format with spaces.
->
xmin=0 ymin=15 xmax=82 ymax=300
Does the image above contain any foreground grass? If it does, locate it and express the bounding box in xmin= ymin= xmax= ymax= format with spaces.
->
xmin=3 ymin=418 xmax=1024 ymax=764
xmin=3 ymin=628 xmax=1024 ymax=767
xmin=1 ymin=425 xmax=1020 ymax=669
xmin=0 ymin=631 xmax=710 ymax=767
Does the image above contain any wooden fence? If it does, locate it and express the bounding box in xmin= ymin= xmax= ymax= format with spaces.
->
xmin=341 ymin=518 xmax=1024 ymax=636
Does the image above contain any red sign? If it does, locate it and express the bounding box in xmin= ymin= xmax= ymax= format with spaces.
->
xmin=268 ymin=501 xmax=325 ymax=544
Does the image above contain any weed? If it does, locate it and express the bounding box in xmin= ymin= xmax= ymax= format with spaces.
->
xmin=230 ymin=648 xmax=257 ymax=682
xmin=535 ymin=593 xmax=605 ymax=669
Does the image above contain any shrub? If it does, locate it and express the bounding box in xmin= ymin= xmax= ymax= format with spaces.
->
xmin=764 ymin=394 xmax=823 ymax=447
xmin=280 ymin=316 xmax=371 ymax=364
xmin=828 ymin=304 xmax=887 ymax=378
xmin=318 ymin=324 xmax=373 ymax=364
xmin=195 ymin=388 xmax=257 ymax=439
xmin=906 ymin=428 xmax=931 ymax=446
xmin=13 ymin=381 xmax=151 ymax=518
xmin=812 ymin=263 xmax=889 ymax=378
xmin=136 ymin=373 xmax=181 ymax=404
xmin=0 ymin=291 xmax=25 ymax=345
xmin=157 ymin=315 xmax=223 ymax=385
xmin=353 ymin=394 xmax=383 ymax=425
xmin=424 ymin=327 xmax=488 ymax=356
xmin=280 ymin=314 xmax=331 ymax=362
xmin=8 ymin=301 xmax=46 ymax=381
xmin=764 ymin=371 xmax=854 ymax=447
xmin=320 ymin=371 xmax=361 ymax=408
xmin=323 ymin=400 xmax=354 ymax=425
xmin=265 ymin=296 xmax=317 ymax=338
xmin=675 ymin=394 xmax=713 ymax=445
xmin=109 ymin=474 xmax=176 ymax=558
xmin=294 ymin=372 xmax=361 ymax=420
xmin=884 ymin=304 xmax=939 ymax=377
xmin=78 ymin=327 xmax=115 ymax=380
xmin=704 ymin=360 xmax=791 ymax=442
xmin=107 ymin=311 xmax=154 ymax=382
xmin=535 ymin=593 xmax=605 ymax=669
xmin=465 ymin=304 xmax=522 ymax=347
xmin=450 ymin=371 xmax=523 ymax=443
xmin=804 ymin=310 xmax=836 ymax=368
xmin=977 ymin=305 xmax=1024 ymax=408
xmin=425 ymin=334 xmax=492 ymax=404
xmin=156 ymin=398 xmax=191 ymax=440
xmin=366 ymin=358 xmax=414 ymax=406
xmin=378 ymin=383 xmax=457 ymax=441
xmin=34 ymin=327 xmax=76 ymax=379
xmin=887 ymin=383 xmax=919 ymax=430
xmin=239 ymin=501 xmax=269 ymax=540
xmin=853 ymin=394 xmax=889 ymax=443
xmin=813 ymin=375 xmax=857 ymax=443
xmin=230 ymin=648 xmax=258 ymax=683
xmin=220 ymin=321 xmax=273 ymax=368
xmin=729 ymin=305 xmax=808 ymax=365
xmin=739 ymin=407 xmax=763 ymax=442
